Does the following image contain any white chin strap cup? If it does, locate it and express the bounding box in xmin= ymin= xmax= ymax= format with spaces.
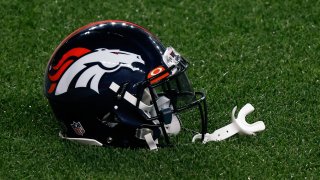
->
xmin=192 ymin=103 xmax=266 ymax=143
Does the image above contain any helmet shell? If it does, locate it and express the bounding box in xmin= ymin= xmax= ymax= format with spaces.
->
xmin=44 ymin=20 xmax=167 ymax=147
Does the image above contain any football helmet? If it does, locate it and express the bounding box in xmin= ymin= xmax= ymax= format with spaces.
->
xmin=44 ymin=20 xmax=208 ymax=148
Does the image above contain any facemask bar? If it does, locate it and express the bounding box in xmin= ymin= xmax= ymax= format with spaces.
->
xmin=147 ymin=85 xmax=171 ymax=144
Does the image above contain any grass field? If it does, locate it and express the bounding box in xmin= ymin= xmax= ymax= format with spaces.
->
xmin=1 ymin=0 xmax=320 ymax=179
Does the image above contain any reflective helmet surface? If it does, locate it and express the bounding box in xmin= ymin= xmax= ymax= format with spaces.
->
xmin=44 ymin=20 xmax=207 ymax=148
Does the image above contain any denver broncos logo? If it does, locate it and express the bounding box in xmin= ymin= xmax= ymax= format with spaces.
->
xmin=48 ymin=47 xmax=145 ymax=95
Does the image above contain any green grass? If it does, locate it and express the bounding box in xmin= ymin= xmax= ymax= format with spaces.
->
xmin=1 ymin=0 xmax=320 ymax=178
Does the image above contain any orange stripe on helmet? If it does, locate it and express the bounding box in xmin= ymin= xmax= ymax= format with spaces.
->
xmin=53 ymin=47 xmax=91 ymax=70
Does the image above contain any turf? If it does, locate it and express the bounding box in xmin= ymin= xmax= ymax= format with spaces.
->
xmin=1 ymin=0 xmax=320 ymax=179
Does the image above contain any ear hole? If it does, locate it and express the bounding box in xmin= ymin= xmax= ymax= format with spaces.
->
xmin=100 ymin=112 xmax=119 ymax=128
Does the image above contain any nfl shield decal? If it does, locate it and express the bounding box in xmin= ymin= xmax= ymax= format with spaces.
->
xmin=71 ymin=121 xmax=86 ymax=136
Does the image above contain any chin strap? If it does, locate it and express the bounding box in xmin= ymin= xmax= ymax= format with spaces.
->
xmin=192 ymin=103 xmax=266 ymax=143
xmin=59 ymin=132 xmax=103 ymax=146
xmin=144 ymin=133 xmax=158 ymax=150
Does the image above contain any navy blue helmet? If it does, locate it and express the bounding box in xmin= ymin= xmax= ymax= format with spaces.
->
xmin=44 ymin=20 xmax=207 ymax=148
